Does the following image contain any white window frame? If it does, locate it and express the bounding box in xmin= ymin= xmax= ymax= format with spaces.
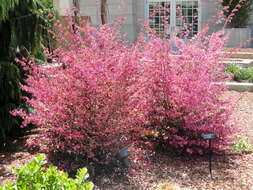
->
xmin=145 ymin=0 xmax=200 ymax=38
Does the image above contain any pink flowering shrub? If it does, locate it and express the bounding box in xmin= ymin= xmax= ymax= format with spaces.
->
xmin=136 ymin=27 xmax=235 ymax=153
xmin=13 ymin=21 xmax=145 ymax=163
xmin=13 ymin=14 xmax=236 ymax=161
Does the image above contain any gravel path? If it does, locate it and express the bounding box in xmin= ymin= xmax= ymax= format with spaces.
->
xmin=228 ymin=91 xmax=253 ymax=143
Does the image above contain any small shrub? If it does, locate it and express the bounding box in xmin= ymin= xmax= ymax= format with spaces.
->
xmin=0 ymin=154 xmax=94 ymax=190
xmin=226 ymin=64 xmax=240 ymax=74
xmin=234 ymin=68 xmax=253 ymax=82
xmin=226 ymin=65 xmax=253 ymax=82
xmin=232 ymin=134 xmax=253 ymax=153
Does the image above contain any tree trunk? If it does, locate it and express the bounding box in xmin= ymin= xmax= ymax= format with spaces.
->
xmin=101 ymin=0 xmax=107 ymax=24
xmin=72 ymin=0 xmax=80 ymax=32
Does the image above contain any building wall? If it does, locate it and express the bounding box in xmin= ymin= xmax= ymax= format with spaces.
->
xmin=75 ymin=0 xmax=221 ymax=42
xmin=247 ymin=11 xmax=253 ymax=47
xmin=78 ymin=0 xmax=137 ymax=42
xmin=54 ymin=0 xmax=72 ymax=15
xmin=199 ymin=0 xmax=221 ymax=32
xmin=54 ymin=0 xmax=252 ymax=46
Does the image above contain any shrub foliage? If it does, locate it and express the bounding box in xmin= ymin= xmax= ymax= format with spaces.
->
xmin=137 ymin=30 xmax=235 ymax=153
xmin=0 ymin=61 xmax=22 ymax=143
xmin=0 ymin=154 xmax=93 ymax=190
xmin=0 ymin=0 xmax=56 ymax=146
xmin=14 ymin=22 xmax=145 ymax=163
xmin=13 ymin=18 xmax=236 ymax=161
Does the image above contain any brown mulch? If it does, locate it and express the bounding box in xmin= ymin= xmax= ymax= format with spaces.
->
xmin=1 ymin=91 xmax=253 ymax=190
xmin=0 ymin=136 xmax=36 ymax=184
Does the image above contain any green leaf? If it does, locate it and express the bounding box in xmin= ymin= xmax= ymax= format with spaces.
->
xmin=1 ymin=154 xmax=94 ymax=190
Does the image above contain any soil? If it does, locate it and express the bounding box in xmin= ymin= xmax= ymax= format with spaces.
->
xmin=0 ymin=136 xmax=36 ymax=184
xmin=1 ymin=91 xmax=253 ymax=190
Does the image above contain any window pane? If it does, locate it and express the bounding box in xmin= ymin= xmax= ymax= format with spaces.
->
xmin=148 ymin=1 xmax=171 ymax=38
xmin=147 ymin=0 xmax=198 ymax=39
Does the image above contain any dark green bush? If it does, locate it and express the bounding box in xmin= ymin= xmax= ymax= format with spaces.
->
xmin=0 ymin=154 xmax=94 ymax=190
xmin=0 ymin=61 xmax=22 ymax=145
xmin=0 ymin=0 xmax=57 ymax=146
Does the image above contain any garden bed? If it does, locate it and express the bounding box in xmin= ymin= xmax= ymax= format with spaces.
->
xmin=1 ymin=91 xmax=253 ymax=190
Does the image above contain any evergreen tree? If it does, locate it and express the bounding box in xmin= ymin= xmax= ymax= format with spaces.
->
xmin=0 ymin=0 xmax=55 ymax=146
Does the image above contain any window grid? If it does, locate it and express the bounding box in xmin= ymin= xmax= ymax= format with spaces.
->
xmin=148 ymin=2 xmax=171 ymax=37
xmin=148 ymin=0 xmax=198 ymax=39
xmin=176 ymin=1 xmax=198 ymax=38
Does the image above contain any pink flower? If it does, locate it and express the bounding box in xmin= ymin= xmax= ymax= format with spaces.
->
xmin=14 ymin=13 xmax=236 ymax=160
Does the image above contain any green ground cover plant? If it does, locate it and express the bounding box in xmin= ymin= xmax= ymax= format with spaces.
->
xmin=226 ymin=64 xmax=241 ymax=74
xmin=0 ymin=154 xmax=93 ymax=190
xmin=226 ymin=64 xmax=253 ymax=82
xmin=232 ymin=134 xmax=253 ymax=153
